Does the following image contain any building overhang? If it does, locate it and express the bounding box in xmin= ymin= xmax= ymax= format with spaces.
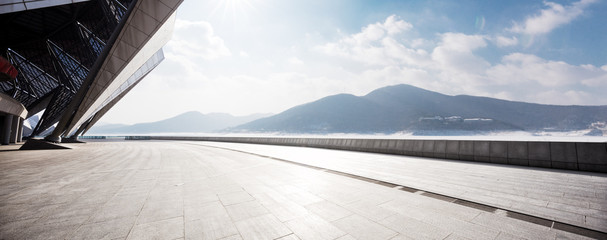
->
xmin=1 ymin=0 xmax=184 ymax=141
xmin=64 ymin=10 xmax=177 ymax=136
xmin=0 ymin=0 xmax=91 ymax=14
xmin=54 ymin=0 xmax=182 ymax=138
xmin=0 ymin=92 xmax=27 ymax=119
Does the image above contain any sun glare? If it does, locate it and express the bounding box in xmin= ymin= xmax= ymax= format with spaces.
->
xmin=210 ymin=0 xmax=258 ymax=23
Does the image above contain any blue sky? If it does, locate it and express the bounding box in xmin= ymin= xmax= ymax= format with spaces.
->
xmin=102 ymin=0 xmax=607 ymax=124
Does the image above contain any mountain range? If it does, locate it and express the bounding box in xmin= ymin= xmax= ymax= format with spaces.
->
xmin=86 ymin=112 xmax=271 ymax=134
xmin=232 ymin=84 xmax=607 ymax=134
xmin=85 ymin=84 xmax=607 ymax=135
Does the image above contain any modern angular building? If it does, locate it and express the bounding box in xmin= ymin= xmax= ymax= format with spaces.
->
xmin=0 ymin=0 xmax=183 ymax=144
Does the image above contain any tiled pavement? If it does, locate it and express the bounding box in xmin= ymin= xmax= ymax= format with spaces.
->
xmin=0 ymin=140 xmax=605 ymax=239
xmin=197 ymin=141 xmax=607 ymax=234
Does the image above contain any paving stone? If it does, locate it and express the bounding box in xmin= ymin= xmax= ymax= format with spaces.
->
xmin=494 ymin=231 xmax=525 ymax=240
xmin=305 ymin=200 xmax=353 ymax=222
xmin=19 ymin=220 xmax=80 ymax=240
xmin=137 ymin=199 xmax=183 ymax=224
xmin=471 ymin=212 xmax=555 ymax=240
xmin=218 ymin=190 xmax=255 ymax=206
xmin=68 ymin=216 xmax=137 ymax=240
xmin=185 ymin=215 xmax=239 ymax=240
xmin=285 ymin=214 xmax=346 ymax=240
xmin=387 ymin=234 xmax=416 ymax=240
xmin=219 ymin=234 xmax=244 ymax=240
xmin=88 ymin=200 xmax=144 ymax=223
xmin=0 ymin=218 xmax=37 ymax=239
xmin=127 ymin=217 xmax=183 ymax=240
xmin=344 ymin=198 xmax=397 ymax=222
xmin=184 ymin=200 xmax=228 ymax=222
xmin=264 ymin=200 xmax=309 ymax=222
xmin=225 ymin=200 xmax=270 ymax=221
xmin=234 ymin=214 xmax=292 ymax=240
xmin=276 ymin=233 xmax=301 ymax=240
xmin=333 ymin=215 xmax=397 ymax=240
xmin=380 ymin=214 xmax=451 ymax=240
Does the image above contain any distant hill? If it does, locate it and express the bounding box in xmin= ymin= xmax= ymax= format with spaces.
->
xmin=233 ymin=84 xmax=607 ymax=134
xmin=86 ymin=111 xmax=272 ymax=134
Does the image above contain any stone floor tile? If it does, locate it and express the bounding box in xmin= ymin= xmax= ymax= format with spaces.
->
xmin=0 ymin=218 xmax=37 ymax=239
xmin=344 ymin=199 xmax=397 ymax=222
xmin=184 ymin=192 xmax=219 ymax=208
xmin=217 ymin=234 xmax=243 ymax=240
xmin=285 ymin=214 xmax=346 ymax=240
xmin=137 ymin=199 xmax=184 ymax=224
xmin=225 ymin=201 xmax=269 ymax=221
xmin=471 ymin=212 xmax=555 ymax=240
xmin=19 ymin=220 xmax=80 ymax=240
xmin=494 ymin=231 xmax=525 ymax=240
xmin=443 ymin=233 xmax=473 ymax=240
xmin=276 ymin=233 xmax=301 ymax=240
xmin=332 ymin=215 xmax=397 ymax=240
xmin=185 ymin=215 xmax=239 ymax=240
xmin=264 ymin=200 xmax=309 ymax=222
xmin=334 ymin=235 xmax=357 ymax=240
xmin=127 ymin=216 xmax=183 ymax=240
xmin=388 ymin=234 xmax=418 ymax=240
xmin=380 ymin=214 xmax=451 ymax=240
xmin=251 ymin=191 xmax=290 ymax=206
xmin=305 ymin=200 xmax=353 ymax=222
xmin=218 ymin=190 xmax=255 ymax=206
xmin=0 ymin=203 xmax=62 ymax=224
xmin=234 ymin=214 xmax=292 ymax=240
xmin=88 ymin=201 xmax=144 ymax=223
xmin=67 ymin=216 xmax=137 ymax=240
xmin=184 ymin=200 xmax=229 ymax=222
xmin=284 ymin=190 xmax=324 ymax=206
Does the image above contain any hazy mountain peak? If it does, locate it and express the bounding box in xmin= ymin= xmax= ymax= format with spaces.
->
xmin=234 ymin=84 xmax=607 ymax=134
xmin=87 ymin=111 xmax=271 ymax=134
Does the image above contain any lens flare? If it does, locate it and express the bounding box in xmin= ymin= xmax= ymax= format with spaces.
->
xmin=475 ymin=16 xmax=485 ymax=31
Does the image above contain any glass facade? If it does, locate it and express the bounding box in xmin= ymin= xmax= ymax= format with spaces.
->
xmin=1 ymin=0 xmax=183 ymax=139
xmin=0 ymin=0 xmax=91 ymax=14
xmin=89 ymin=49 xmax=164 ymax=123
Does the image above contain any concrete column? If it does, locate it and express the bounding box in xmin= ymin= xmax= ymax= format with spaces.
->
xmin=17 ymin=118 xmax=23 ymax=142
xmin=9 ymin=115 xmax=19 ymax=143
xmin=1 ymin=115 xmax=13 ymax=145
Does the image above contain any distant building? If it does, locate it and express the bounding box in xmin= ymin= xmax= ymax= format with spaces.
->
xmin=0 ymin=0 xmax=183 ymax=143
xmin=444 ymin=116 xmax=463 ymax=122
xmin=463 ymin=118 xmax=493 ymax=123
xmin=419 ymin=116 xmax=444 ymax=122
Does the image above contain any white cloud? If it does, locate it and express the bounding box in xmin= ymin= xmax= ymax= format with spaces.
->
xmin=288 ymin=57 xmax=304 ymax=65
xmin=487 ymin=53 xmax=607 ymax=87
xmin=431 ymin=33 xmax=489 ymax=79
xmin=409 ymin=38 xmax=429 ymax=48
xmin=383 ymin=15 xmax=413 ymax=35
xmin=495 ymin=36 xmax=518 ymax=47
xmin=317 ymin=15 xmax=417 ymax=66
xmin=533 ymin=90 xmax=595 ymax=106
xmin=167 ymin=19 xmax=231 ymax=60
xmin=435 ymin=33 xmax=487 ymax=52
xmin=509 ymin=0 xmax=597 ymax=35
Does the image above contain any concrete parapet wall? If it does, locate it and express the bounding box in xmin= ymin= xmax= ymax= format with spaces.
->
xmin=144 ymin=136 xmax=607 ymax=173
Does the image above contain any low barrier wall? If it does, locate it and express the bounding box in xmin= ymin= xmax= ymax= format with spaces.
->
xmin=136 ymin=136 xmax=607 ymax=173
